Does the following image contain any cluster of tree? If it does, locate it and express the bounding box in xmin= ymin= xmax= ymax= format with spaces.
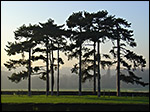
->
xmin=4 ymin=10 xmax=149 ymax=97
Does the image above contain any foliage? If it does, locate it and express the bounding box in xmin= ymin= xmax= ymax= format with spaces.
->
xmin=108 ymin=16 xmax=149 ymax=87
xmin=4 ymin=10 xmax=148 ymax=94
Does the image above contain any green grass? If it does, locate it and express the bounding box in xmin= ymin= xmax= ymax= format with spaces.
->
xmin=1 ymin=95 xmax=149 ymax=104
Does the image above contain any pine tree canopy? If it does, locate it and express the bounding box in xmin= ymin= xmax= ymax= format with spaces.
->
xmin=4 ymin=10 xmax=148 ymax=88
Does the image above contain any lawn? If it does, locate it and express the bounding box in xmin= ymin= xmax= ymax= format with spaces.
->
xmin=1 ymin=95 xmax=149 ymax=104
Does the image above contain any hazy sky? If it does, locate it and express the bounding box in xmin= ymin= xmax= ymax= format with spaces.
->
xmin=1 ymin=1 xmax=149 ymax=69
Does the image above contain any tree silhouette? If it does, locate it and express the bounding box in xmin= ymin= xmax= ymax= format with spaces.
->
xmin=89 ymin=10 xmax=113 ymax=97
xmin=4 ymin=24 xmax=38 ymax=96
xmin=109 ymin=17 xmax=149 ymax=96
xmin=4 ymin=19 xmax=66 ymax=96
xmin=4 ymin=10 xmax=148 ymax=97
xmin=66 ymin=11 xmax=113 ymax=97
xmin=66 ymin=11 xmax=91 ymax=95
xmin=34 ymin=18 xmax=66 ymax=95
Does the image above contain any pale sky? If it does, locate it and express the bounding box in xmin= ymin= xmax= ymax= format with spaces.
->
xmin=1 ymin=1 xmax=149 ymax=69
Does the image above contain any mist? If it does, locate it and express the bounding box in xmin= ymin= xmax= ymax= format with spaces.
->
xmin=1 ymin=66 xmax=149 ymax=91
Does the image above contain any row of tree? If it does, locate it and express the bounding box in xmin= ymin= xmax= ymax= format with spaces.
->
xmin=4 ymin=10 xmax=148 ymax=97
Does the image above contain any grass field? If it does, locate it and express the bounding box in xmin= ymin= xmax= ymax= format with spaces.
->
xmin=1 ymin=95 xmax=149 ymax=104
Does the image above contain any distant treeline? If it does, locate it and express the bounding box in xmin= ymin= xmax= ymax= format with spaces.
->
xmin=1 ymin=68 xmax=149 ymax=91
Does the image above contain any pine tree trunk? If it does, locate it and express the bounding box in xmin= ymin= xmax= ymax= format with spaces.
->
xmin=46 ymin=40 xmax=49 ymax=96
xmin=28 ymin=47 xmax=31 ymax=96
xmin=117 ymin=38 xmax=121 ymax=96
xmin=51 ymin=43 xmax=54 ymax=96
xmin=79 ymin=43 xmax=82 ymax=95
xmin=97 ymin=41 xmax=101 ymax=97
xmin=57 ymin=43 xmax=59 ymax=96
xmin=93 ymin=41 xmax=96 ymax=94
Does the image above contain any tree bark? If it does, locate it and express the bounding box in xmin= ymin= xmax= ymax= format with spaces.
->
xmin=28 ymin=47 xmax=31 ymax=96
xmin=93 ymin=41 xmax=96 ymax=94
xmin=79 ymin=43 xmax=82 ymax=95
xmin=117 ymin=38 xmax=121 ymax=96
xmin=57 ymin=43 xmax=59 ymax=96
xmin=46 ymin=40 xmax=49 ymax=96
xmin=97 ymin=41 xmax=101 ymax=97
xmin=51 ymin=42 xmax=54 ymax=96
